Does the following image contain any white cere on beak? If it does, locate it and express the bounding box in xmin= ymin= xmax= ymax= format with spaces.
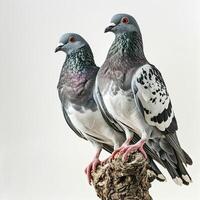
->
xmin=110 ymin=22 xmax=116 ymax=26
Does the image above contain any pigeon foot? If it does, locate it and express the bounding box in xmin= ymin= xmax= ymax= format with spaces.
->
xmin=111 ymin=140 xmax=147 ymax=161
xmin=84 ymin=149 xmax=102 ymax=184
xmin=84 ymin=159 xmax=101 ymax=185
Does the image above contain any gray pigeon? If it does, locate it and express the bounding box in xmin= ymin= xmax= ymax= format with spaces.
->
xmin=55 ymin=33 xmax=166 ymax=184
xmin=95 ymin=14 xmax=192 ymax=185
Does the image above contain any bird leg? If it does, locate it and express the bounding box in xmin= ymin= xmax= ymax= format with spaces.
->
xmin=111 ymin=138 xmax=147 ymax=161
xmin=84 ymin=149 xmax=102 ymax=185
xmin=121 ymin=139 xmax=147 ymax=161
xmin=110 ymin=137 xmax=133 ymax=159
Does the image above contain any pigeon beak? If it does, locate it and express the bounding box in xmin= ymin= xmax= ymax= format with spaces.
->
xmin=104 ymin=25 xmax=116 ymax=33
xmin=55 ymin=45 xmax=64 ymax=53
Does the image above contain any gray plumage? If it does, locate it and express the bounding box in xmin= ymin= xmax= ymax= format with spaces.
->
xmin=55 ymin=33 xmax=166 ymax=182
xmin=96 ymin=13 xmax=192 ymax=185
xmin=56 ymin=33 xmax=121 ymax=151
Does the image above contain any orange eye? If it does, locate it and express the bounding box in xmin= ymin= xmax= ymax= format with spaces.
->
xmin=121 ymin=17 xmax=129 ymax=24
xmin=69 ymin=36 xmax=76 ymax=43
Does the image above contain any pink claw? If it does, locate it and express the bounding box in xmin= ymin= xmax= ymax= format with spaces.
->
xmin=101 ymin=157 xmax=111 ymax=165
xmin=110 ymin=139 xmax=147 ymax=161
xmin=122 ymin=141 xmax=147 ymax=161
xmin=84 ymin=158 xmax=101 ymax=185
xmin=110 ymin=146 xmax=125 ymax=160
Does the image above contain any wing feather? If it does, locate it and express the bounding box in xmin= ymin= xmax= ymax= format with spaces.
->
xmin=62 ymin=106 xmax=87 ymax=140
xmin=94 ymin=82 xmax=164 ymax=166
xmin=132 ymin=64 xmax=178 ymax=133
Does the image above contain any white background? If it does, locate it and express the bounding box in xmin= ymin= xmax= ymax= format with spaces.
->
xmin=0 ymin=0 xmax=200 ymax=199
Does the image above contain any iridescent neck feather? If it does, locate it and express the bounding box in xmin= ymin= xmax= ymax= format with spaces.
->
xmin=64 ymin=45 xmax=95 ymax=72
xmin=107 ymin=32 xmax=146 ymax=62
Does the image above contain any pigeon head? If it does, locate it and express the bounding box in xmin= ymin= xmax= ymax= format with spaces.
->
xmin=55 ymin=33 xmax=89 ymax=55
xmin=104 ymin=13 xmax=141 ymax=35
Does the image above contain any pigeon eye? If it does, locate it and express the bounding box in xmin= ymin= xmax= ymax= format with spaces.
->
xmin=69 ymin=36 xmax=76 ymax=43
xmin=121 ymin=17 xmax=129 ymax=24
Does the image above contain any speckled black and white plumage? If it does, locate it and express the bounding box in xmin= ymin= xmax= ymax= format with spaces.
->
xmin=56 ymin=33 xmax=166 ymax=183
xmin=96 ymin=13 xmax=193 ymax=185
xmin=132 ymin=64 xmax=178 ymax=133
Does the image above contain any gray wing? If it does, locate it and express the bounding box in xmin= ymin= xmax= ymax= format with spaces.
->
xmin=93 ymin=83 xmax=124 ymax=133
xmin=132 ymin=64 xmax=192 ymax=174
xmin=62 ymin=106 xmax=87 ymax=140
xmin=94 ymin=81 xmax=165 ymax=166
xmin=132 ymin=64 xmax=177 ymax=133
xmin=62 ymin=105 xmax=116 ymax=154
xmin=94 ymin=82 xmax=169 ymax=180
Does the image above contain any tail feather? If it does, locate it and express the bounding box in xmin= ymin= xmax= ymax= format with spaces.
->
xmin=161 ymin=149 xmax=192 ymax=185
xmin=161 ymin=158 xmax=176 ymax=179
xmin=148 ymin=158 xmax=166 ymax=182
xmin=165 ymin=133 xmax=187 ymax=164
xmin=175 ymin=151 xmax=192 ymax=184
xmin=150 ymin=132 xmax=192 ymax=185
xmin=182 ymin=149 xmax=193 ymax=165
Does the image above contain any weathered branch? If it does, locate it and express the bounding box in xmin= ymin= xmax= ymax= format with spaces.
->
xmin=91 ymin=152 xmax=156 ymax=200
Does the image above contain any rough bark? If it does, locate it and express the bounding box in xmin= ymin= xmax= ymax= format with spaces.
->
xmin=91 ymin=152 xmax=156 ymax=200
